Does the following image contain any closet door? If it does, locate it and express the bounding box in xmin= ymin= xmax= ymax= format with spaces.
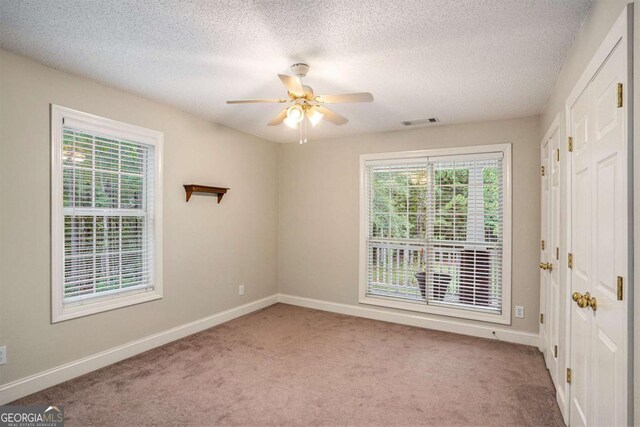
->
xmin=548 ymin=126 xmax=561 ymax=388
xmin=568 ymin=26 xmax=629 ymax=426
xmin=540 ymin=138 xmax=550 ymax=360
xmin=586 ymin=36 xmax=628 ymax=427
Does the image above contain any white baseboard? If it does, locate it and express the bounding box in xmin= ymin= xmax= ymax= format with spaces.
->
xmin=277 ymin=294 xmax=539 ymax=347
xmin=0 ymin=295 xmax=279 ymax=405
xmin=1 ymin=292 xmax=540 ymax=404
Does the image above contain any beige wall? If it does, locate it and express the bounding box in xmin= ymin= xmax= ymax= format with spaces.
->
xmin=0 ymin=49 xmax=279 ymax=385
xmin=278 ymin=116 xmax=541 ymax=333
xmin=541 ymin=0 xmax=629 ymax=134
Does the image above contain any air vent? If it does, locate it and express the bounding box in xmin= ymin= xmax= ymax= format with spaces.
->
xmin=401 ymin=117 xmax=440 ymax=126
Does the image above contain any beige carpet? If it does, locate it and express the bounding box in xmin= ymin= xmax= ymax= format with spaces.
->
xmin=14 ymin=304 xmax=563 ymax=426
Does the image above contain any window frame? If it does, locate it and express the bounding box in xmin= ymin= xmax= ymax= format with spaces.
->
xmin=51 ymin=105 xmax=163 ymax=323
xmin=359 ymin=144 xmax=512 ymax=325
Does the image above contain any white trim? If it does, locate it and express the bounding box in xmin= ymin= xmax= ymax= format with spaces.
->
xmin=50 ymin=105 xmax=164 ymax=323
xmin=0 ymin=295 xmax=279 ymax=405
xmin=278 ymin=294 xmax=538 ymax=346
xmin=359 ymin=143 xmax=511 ymax=162
xmin=359 ymin=143 xmax=512 ymax=325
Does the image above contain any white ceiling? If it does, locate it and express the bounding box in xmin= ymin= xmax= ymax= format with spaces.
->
xmin=0 ymin=0 xmax=591 ymax=143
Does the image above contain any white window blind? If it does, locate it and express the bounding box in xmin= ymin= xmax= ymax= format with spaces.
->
xmin=426 ymin=157 xmax=503 ymax=312
xmin=367 ymin=162 xmax=429 ymax=301
xmin=364 ymin=151 xmax=506 ymax=317
xmin=62 ymin=126 xmax=155 ymax=302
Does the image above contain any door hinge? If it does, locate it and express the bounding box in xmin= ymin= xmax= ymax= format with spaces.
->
xmin=617 ymin=83 xmax=623 ymax=108
xmin=556 ymin=148 xmax=560 ymax=162
xmin=568 ymin=137 xmax=573 ymax=152
xmin=553 ymin=345 xmax=558 ymax=358
xmin=556 ymin=247 xmax=559 ymax=260
xmin=568 ymin=253 xmax=573 ymax=269
xmin=540 ymin=313 xmax=544 ymax=324
xmin=541 ymin=165 xmax=545 ymax=176
xmin=541 ymin=240 xmax=545 ymax=250
xmin=617 ymin=276 xmax=623 ymax=300
xmin=566 ymin=368 xmax=572 ymax=384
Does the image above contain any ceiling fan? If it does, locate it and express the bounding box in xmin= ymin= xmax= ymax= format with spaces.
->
xmin=226 ymin=63 xmax=374 ymax=130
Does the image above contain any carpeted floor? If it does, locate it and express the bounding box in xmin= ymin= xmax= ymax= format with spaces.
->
xmin=14 ymin=304 xmax=564 ymax=426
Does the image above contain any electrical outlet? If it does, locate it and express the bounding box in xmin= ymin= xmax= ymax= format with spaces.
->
xmin=239 ymin=285 xmax=245 ymax=296
xmin=515 ymin=306 xmax=525 ymax=319
xmin=0 ymin=346 xmax=6 ymax=365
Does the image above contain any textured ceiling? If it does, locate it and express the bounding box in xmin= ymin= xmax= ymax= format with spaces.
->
xmin=0 ymin=0 xmax=591 ymax=143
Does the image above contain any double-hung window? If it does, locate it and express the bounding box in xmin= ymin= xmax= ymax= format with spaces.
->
xmin=359 ymin=144 xmax=511 ymax=324
xmin=51 ymin=105 xmax=163 ymax=322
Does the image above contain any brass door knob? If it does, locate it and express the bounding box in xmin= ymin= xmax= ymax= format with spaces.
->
xmin=572 ymin=292 xmax=588 ymax=308
xmin=539 ymin=262 xmax=553 ymax=271
xmin=588 ymin=295 xmax=597 ymax=311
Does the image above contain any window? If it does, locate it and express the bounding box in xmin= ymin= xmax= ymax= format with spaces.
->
xmin=51 ymin=105 xmax=163 ymax=322
xmin=359 ymin=144 xmax=511 ymax=324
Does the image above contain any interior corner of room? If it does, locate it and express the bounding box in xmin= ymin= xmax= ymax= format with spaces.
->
xmin=0 ymin=0 xmax=637 ymax=425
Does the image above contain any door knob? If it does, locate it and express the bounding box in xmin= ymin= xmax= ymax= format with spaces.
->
xmin=588 ymin=295 xmax=597 ymax=311
xmin=572 ymin=292 xmax=588 ymax=308
xmin=539 ymin=262 xmax=553 ymax=271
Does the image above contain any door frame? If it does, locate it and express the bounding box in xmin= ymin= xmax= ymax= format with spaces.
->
xmin=563 ymin=5 xmax=633 ymax=425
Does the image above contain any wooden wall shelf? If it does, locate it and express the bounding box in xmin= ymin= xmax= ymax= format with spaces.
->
xmin=183 ymin=185 xmax=229 ymax=203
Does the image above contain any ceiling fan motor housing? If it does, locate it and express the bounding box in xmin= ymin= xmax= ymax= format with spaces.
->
xmin=291 ymin=63 xmax=309 ymax=78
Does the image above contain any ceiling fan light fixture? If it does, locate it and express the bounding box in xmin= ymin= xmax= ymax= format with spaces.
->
xmin=286 ymin=104 xmax=304 ymax=123
xmin=306 ymin=107 xmax=324 ymax=127
xmin=283 ymin=116 xmax=299 ymax=129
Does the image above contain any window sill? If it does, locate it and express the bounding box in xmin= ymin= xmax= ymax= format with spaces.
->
xmin=359 ymin=294 xmax=511 ymax=325
xmin=52 ymin=288 xmax=162 ymax=323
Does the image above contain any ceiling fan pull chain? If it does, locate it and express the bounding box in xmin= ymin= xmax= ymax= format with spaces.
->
xmin=304 ymin=116 xmax=308 ymax=144
xmin=299 ymin=119 xmax=303 ymax=144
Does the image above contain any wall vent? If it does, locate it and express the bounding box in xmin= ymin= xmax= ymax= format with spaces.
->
xmin=401 ymin=117 xmax=440 ymax=126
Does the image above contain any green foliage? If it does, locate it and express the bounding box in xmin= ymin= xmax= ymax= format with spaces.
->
xmin=371 ymin=169 xmax=427 ymax=239
xmin=370 ymin=165 xmax=501 ymax=242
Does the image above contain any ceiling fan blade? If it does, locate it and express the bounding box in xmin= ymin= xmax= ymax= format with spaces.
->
xmin=315 ymin=105 xmax=348 ymax=125
xmin=315 ymin=92 xmax=374 ymax=103
xmin=278 ymin=74 xmax=305 ymax=97
xmin=226 ymin=99 xmax=286 ymax=104
xmin=268 ymin=108 xmax=288 ymax=126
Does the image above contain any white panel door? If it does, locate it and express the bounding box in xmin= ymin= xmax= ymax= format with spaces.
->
xmin=587 ymin=38 xmax=628 ymax=427
xmin=569 ymin=85 xmax=591 ymax=427
xmin=549 ymin=126 xmax=561 ymax=388
xmin=568 ymin=36 xmax=629 ymax=427
xmin=540 ymin=138 xmax=550 ymax=361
